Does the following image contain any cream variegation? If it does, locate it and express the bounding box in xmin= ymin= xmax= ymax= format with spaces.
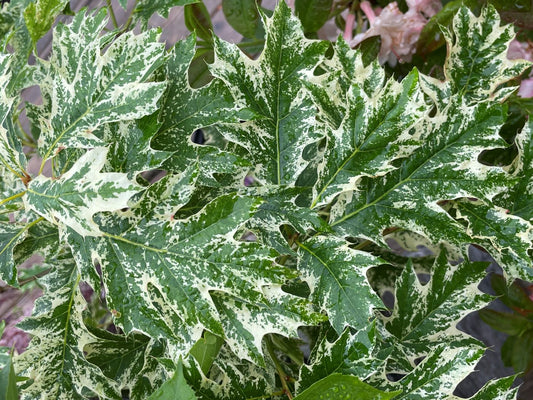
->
xmin=0 ymin=2 xmax=530 ymax=399
xmin=25 ymin=148 xmax=139 ymax=236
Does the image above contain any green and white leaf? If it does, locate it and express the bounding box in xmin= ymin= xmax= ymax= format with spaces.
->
xmin=383 ymin=250 xmax=489 ymax=356
xmin=442 ymin=6 xmax=531 ymax=103
xmin=448 ymin=376 xmax=518 ymax=400
xmin=307 ymin=39 xmax=428 ymax=207
xmin=133 ymin=0 xmax=200 ymax=25
xmin=0 ymin=219 xmax=36 ymax=285
xmin=384 ymin=342 xmax=484 ymax=399
xmin=247 ymin=186 xmax=326 ymax=254
xmin=153 ymin=35 xmax=250 ymax=186
xmin=298 ymin=324 xmax=386 ymax=394
xmin=36 ymin=10 xmax=166 ymax=163
xmin=210 ymin=1 xmax=329 ymax=185
xmin=69 ymin=193 xmax=316 ymax=362
xmin=330 ymin=99 xmax=510 ymax=247
xmin=14 ymin=220 xmax=59 ymax=265
xmin=0 ymin=53 xmax=26 ymax=176
xmin=297 ymin=236 xmax=384 ymax=333
xmin=84 ymin=329 xmax=168 ymax=400
xmin=211 ymin=290 xmax=322 ymax=364
xmin=23 ymin=0 xmax=69 ymax=44
xmin=185 ymin=344 xmax=277 ymax=400
xmin=25 ymin=148 xmax=139 ymax=236
xmin=15 ymin=254 xmax=120 ymax=399
xmin=103 ymin=115 xmax=172 ymax=178
xmin=451 ymin=199 xmax=533 ymax=278
xmin=498 ymin=119 xmax=533 ymax=222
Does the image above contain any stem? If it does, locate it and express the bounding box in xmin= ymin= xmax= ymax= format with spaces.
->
xmin=17 ymin=119 xmax=34 ymax=144
xmin=246 ymin=391 xmax=285 ymax=400
xmin=106 ymin=0 xmax=119 ymax=28
xmin=266 ymin=336 xmax=293 ymax=399
xmin=353 ymin=239 xmax=372 ymax=250
xmin=18 ymin=266 xmax=52 ymax=287
xmin=0 ymin=191 xmax=26 ymax=207
xmin=21 ymin=140 xmax=36 ymax=149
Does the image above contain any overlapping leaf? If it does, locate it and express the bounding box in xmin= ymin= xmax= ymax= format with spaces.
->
xmin=2 ymin=2 xmax=531 ymax=399
xmin=306 ymin=39 xmax=428 ymax=207
xmin=383 ymin=250 xmax=489 ymax=356
xmin=16 ymin=254 xmax=120 ymax=399
xmin=84 ymin=330 xmax=169 ymax=400
xmin=25 ymin=148 xmax=139 ymax=236
xmin=297 ymin=324 xmax=386 ymax=394
xmin=327 ymin=5 xmax=529 ymax=251
xmin=153 ymin=35 xmax=249 ymax=186
xmin=68 ymin=192 xmax=318 ymax=363
xmin=185 ymin=344 xmax=277 ymax=400
xmin=210 ymin=1 xmax=329 ymax=185
xmin=297 ymin=236 xmax=384 ymax=333
xmin=442 ymin=6 xmax=531 ymax=103
xmin=330 ymin=96 xmax=510 ymax=247
xmin=35 ymin=9 xmax=166 ymax=164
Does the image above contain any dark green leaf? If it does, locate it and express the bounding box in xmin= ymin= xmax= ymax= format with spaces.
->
xmin=294 ymin=0 xmax=332 ymax=34
xmin=184 ymin=2 xmax=213 ymax=43
xmin=148 ymin=359 xmax=197 ymax=400
xmin=222 ymin=0 xmax=261 ymax=39
xmin=0 ymin=352 xmax=19 ymax=400
xmin=294 ymin=374 xmax=400 ymax=400
xmin=479 ymin=309 xmax=533 ymax=336
xmin=189 ymin=332 xmax=224 ymax=375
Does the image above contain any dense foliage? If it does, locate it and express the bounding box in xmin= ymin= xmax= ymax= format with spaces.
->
xmin=0 ymin=0 xmax=532 ymax=399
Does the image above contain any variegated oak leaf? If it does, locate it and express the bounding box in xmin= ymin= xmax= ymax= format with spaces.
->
xmin=383 ymin=250 xmax=490 ymax=357
xmin=67 ymin=193 xmax=321 ymax=364
xmin=16 ymin=253 xmax=120 ymax=400
xmin=297 ymin=236 xmax=384 ymax=333
xmin=305 ymin=39 xmax=428 ymax=207
xmin=25 ymin=148 xmax=139 ymax=237
xmin=35 ymin=9 xmax=166 ymax=165
xmin=442 ymin=6 xmax=531 ymax=104
xmin=210 ymin=1 xmax=329 ymax=185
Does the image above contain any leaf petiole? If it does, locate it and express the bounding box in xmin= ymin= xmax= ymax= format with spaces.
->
xmin=265 ymin=335 xmax=293 ymax=399
xmin=0 ymin=191 xmax=26 ymax=207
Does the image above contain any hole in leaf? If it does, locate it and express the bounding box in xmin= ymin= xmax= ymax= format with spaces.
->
xmin=190 ymin=129 xmax=205 ymax=145
xmin=414 ymin=356 xmax=426 ymax=366
xmin=386 ymin=373 xmax=405 ymax=382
